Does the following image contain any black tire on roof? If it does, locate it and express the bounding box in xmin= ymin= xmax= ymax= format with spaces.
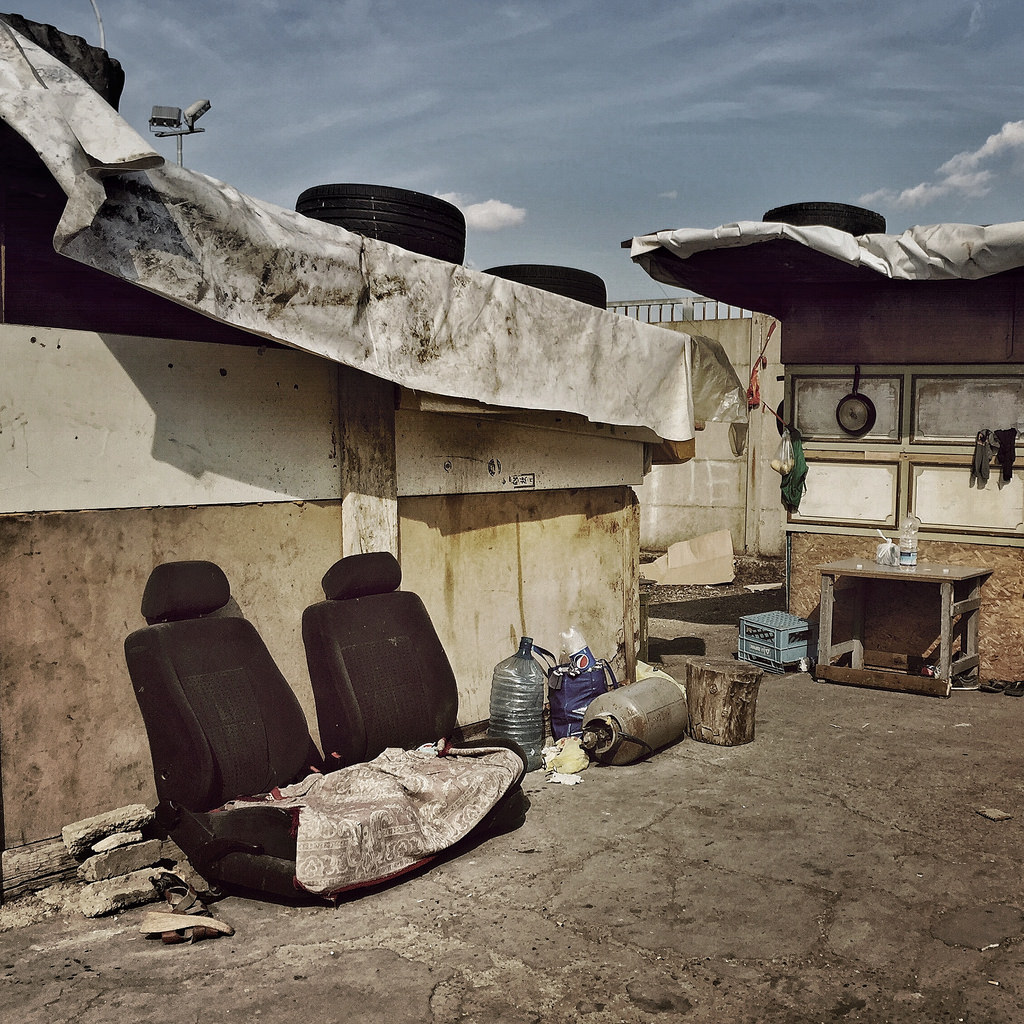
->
xmin=762 ymin=202 xmax=886 ymax=236
xmin=295 ymin=183 xmax=466 ymax=264
xmin=483 ymin=264 xmax=607 ymax=308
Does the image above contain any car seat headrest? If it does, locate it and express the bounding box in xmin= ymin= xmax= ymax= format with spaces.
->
xmin=321 ymin=552 xmax=402 ymax=601
xmin=141 ymin=560 xmax=232 ymax=624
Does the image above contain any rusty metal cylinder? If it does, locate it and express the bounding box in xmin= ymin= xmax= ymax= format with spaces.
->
xmin=580 ymin=675 xmax=688 ymax=766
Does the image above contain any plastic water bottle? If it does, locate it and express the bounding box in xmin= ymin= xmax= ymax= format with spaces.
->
xmin=488 ymin=636 xmax=546 ymax=771
xmin=899 ymin=515 xmax=919 ymax=570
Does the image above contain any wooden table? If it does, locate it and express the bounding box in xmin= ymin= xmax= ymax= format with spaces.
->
xmin=815 ymin=559 xmax=992 ymax=698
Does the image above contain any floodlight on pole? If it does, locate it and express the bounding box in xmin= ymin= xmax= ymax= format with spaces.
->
xmin=148 ymin=99 xmax=211 ymax=166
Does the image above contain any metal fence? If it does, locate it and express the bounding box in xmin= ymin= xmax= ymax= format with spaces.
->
xmin=608 ymin=297 xmax=752 ymax=323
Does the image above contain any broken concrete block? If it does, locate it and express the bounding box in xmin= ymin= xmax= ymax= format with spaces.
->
xmin=78 ymin=866 xmax=163 ymax=918
xmin=93 ymin=830 xmax=144 ymax=854
xmin=62 ymin=804 xmax=155 ymax=860
xmin=77 ymin=839 xmax=166 ymax=883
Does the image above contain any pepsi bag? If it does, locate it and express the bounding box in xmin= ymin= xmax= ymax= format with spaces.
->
xmin=539 ymin=641 xmax=618 ymax=740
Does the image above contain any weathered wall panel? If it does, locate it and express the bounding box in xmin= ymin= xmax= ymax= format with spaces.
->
xmin=789 ymin=532 xmax=1024 ymax=681
xmin=0 ymin=326 xmax=340 ymax=513
xmin=791 ymin=463 xmax=899 ymax=527
xmin=0 ymin=501 xmax=342 ymax=846
xmin=396 ymin=410 xmax=644 ymax=496
xmin=399 ymin=487 xmax=639 ymax=725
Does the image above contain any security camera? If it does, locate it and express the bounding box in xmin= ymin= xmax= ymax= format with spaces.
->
xmin=149 ymin=105 xmax=181 ymax=129
xmin=183 ymin=99 xmax=211 ymax=128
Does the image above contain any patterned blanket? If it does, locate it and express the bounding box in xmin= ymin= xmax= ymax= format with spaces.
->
xmin=266 ymin=744 xmax=524 ymax=896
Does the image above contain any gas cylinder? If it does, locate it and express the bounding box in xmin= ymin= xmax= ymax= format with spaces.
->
xmin=579 ymin=674 xmax=688 ymax=766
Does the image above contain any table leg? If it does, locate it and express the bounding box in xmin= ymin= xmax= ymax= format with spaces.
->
xmin=851 ymin=578 xmax=866 ymax=669
xmin=939 ymin=581 xmax=952 ymax=681
xmin=818 ymin=573 xmax=834 ymax=668
xmin=964 ymin=577 xmax=981 ymax=661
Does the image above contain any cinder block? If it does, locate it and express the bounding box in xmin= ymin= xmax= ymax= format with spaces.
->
xmin=77 ymin=839 xmax=165 ymax=883
xmin=93 ymin=830 xmax=144 ymax=854
xmin=62 ymin=804 xmax=155 ymax=859
xmin=78 ymin=866 xmax=163 ymax=918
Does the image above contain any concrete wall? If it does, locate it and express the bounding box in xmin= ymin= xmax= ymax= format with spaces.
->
xmin=634 ymin=313 xmax=786 ymax=556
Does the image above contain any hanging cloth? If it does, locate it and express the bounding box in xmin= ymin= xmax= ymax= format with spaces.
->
xmin=781 ymin=427 xmax=808 ymax=512
xmin=971 ymin=429 xmax=997 ymax=483
xmin=994 ymin=427 xmax=1018 ymax=481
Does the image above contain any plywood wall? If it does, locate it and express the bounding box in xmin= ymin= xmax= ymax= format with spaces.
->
xmin=790 ymin=533 xmax=1024 ymax=680
xmin=0 ymin=501 xmax=343 ymax=847
xmin=400 ymin=487 xmax=639 ymax=725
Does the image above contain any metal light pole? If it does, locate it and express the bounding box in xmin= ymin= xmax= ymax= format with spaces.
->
xmin=148 ymin=100 xmax=212 ymax=167
xmin=88 ymin=0 xmax=105 ymax=49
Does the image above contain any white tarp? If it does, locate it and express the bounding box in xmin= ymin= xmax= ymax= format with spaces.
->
xmin=630 ymin=219 xmax=1024 ymax=285
xmin=0 ymin=24 xmax=696 ymax=442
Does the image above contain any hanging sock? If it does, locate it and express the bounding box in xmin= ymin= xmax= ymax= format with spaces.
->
xmin=971 ymin=429 xmax=997 ymax=483
xmin=994 ymin=427 xmax=1018 ymax=481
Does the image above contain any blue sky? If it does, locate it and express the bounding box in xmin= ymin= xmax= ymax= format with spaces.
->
xmin=10 ymin=1 xmax=1024 ymax=299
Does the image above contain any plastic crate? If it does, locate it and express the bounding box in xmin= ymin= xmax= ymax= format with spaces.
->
xmin=738 ymin=611 xmax=816 ymax=673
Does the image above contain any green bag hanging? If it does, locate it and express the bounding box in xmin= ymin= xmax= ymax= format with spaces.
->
xmin=780 ymin=427 xmax=808 ymax=512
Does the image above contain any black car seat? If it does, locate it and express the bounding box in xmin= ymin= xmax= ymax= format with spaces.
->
xmin=301 ymin=551 xmax=461 ymax=765
xmin=302 ymin=552 xmax=528 ymax=825
xmin=125 ymin=560 xmax=324 ymax=899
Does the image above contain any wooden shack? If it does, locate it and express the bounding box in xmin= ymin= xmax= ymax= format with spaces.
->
xmin=0 ymin=21 xmax=699 ymax=885
xmin=630 ymin=213 xmax=1024 ymax=684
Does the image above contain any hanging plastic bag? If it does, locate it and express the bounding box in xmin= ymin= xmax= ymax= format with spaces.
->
xmin=770 ymin=428 xmax=795 ymax=475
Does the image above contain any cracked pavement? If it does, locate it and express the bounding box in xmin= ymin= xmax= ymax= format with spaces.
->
xmin=3 ymin=602 xmax=1023 ymax=1023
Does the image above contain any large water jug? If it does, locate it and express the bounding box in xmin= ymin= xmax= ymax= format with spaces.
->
xmin=488 ymin=636 xmax=546 ymax=771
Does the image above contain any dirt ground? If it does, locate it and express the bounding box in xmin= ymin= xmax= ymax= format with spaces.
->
xmin=3 ymin=579 xmax=1023 ymax=1024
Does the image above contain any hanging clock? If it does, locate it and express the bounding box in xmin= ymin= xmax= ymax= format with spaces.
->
xmin=836 ymin=365 xmax=876 ymax=437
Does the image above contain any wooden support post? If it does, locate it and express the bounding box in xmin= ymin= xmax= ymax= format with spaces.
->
xmin=685 ymin=657 xmax=764 ymax=746
xmin=337 ymin=366 xmax=398 ymax=557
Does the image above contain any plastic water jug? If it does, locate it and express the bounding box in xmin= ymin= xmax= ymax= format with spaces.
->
xmin=580 ymin=675 xmax=688 ymax=766
xmin=487 ymin=636 xmax=546 ymax=771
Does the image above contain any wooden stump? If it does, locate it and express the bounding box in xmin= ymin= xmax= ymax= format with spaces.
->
xmin=685 ymin=657 xmax=763 ymax=745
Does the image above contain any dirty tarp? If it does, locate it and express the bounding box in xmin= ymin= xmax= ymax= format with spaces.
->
xmin=0 ymin=25 xmax=699 ymax=444
xmin=629 ymin=219 xmax=1024 ymax=286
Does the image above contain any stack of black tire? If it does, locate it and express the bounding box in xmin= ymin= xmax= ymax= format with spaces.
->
xmin=295 ymin=184 xmax=467 ymax=264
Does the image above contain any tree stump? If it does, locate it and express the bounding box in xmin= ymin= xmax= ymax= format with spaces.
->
xmin=684 ymin=657 xmax=763 ymax=745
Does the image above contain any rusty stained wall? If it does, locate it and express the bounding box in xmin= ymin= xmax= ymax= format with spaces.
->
xmin=789 ymin=533 xmax=1024 ymax=680
xmin=399 ymin=487 xmax=640 ymax=726
xmin=0 ymin=501 xmax=343 ymax=847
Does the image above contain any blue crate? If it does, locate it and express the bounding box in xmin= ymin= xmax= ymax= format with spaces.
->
xmin=738 ymin=611 xmax=816 ymax=672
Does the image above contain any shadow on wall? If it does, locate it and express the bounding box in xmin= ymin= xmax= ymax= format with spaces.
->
xmin=100 ymin=333 xmax=340 ymax=497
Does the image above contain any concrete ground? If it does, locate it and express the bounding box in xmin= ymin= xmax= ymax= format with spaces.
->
xmin=3 ymin=593 xmax=1024 ymax=1024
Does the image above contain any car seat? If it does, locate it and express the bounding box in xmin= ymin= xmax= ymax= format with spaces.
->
xmin=302 ymin=552 xmax=528 ymax=825
xmin=125 ymin=560 xmax=324 ymax=899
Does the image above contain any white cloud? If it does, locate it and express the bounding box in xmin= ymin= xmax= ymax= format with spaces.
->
xmin=658 ymin=190 xmax=678 ymax=200
xmin=436 ymin=193 xmax=526 ymax=231
xmin=860 ymin=119 xmax=1024 ymax=209
xmin=968 ymin=1 xmax=985 ymax=35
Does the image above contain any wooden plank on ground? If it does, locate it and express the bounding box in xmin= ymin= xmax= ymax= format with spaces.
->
xmin=813 ymin=663 xmax=951 ymax=698
xmin=2 ymin=836 xmax=78 ymax=901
